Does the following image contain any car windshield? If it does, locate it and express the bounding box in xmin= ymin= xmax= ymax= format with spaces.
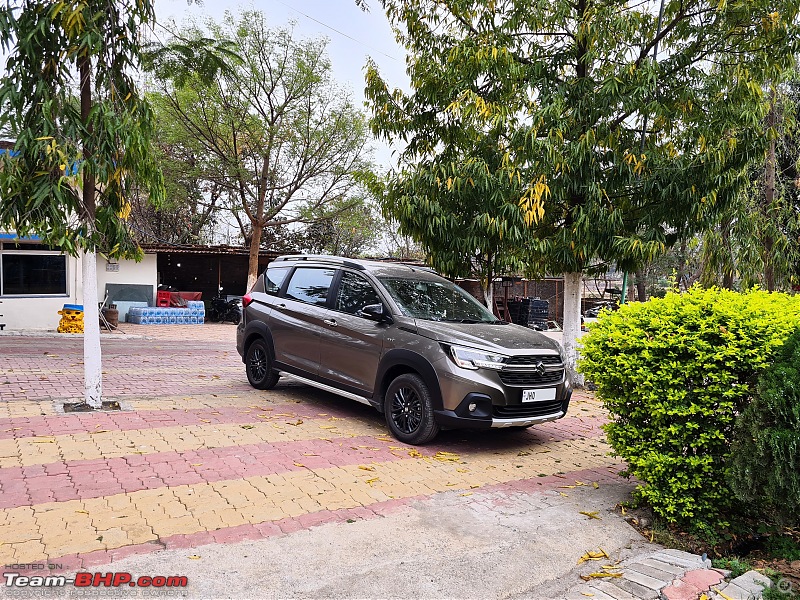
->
xmin=378 ymin=276 xmax=498 ymax=322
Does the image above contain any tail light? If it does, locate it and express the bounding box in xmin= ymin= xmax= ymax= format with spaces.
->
xmin=242 ymin=294 xmax=253 ymax=308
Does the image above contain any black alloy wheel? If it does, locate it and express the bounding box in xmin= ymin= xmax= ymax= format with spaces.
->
xmin=384 ymin=373 xmax=439 ymax=445
xmin=245 ymin=339 xmax=280 ymax=390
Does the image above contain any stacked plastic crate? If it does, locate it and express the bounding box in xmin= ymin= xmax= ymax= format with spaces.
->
xmin=127 ymin=300 xmax=205 ymax=325
xmin=506 ymin=298 xmax=549 ymax=329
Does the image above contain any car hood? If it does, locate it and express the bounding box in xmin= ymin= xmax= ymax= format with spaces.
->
xmin=411 ymin=320 xmax=562 ymax=355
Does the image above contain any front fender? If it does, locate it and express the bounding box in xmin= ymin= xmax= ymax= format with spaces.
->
xmin=374 ymin=349 xmax=443 ymax=412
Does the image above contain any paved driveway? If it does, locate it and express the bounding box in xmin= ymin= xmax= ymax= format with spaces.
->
xmin=0 ymin=325 xmax=648 ymax=598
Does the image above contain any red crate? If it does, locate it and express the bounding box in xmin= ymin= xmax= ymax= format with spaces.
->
xmin=156 ymin=291 xmax=171 ymax=307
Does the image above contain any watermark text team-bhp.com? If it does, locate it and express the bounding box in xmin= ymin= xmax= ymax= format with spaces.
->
xmin=3 ymin=566 xmax=188 ymax=590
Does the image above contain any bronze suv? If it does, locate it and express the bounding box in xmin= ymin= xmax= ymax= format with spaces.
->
xmin=236 ymin=255 xmax=572 ymax=445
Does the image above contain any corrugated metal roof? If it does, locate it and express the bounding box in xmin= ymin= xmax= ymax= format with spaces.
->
xmin=140 ymin=243 xmax=281 ymax=258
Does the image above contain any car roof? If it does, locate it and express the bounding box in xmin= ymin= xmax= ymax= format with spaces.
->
xmin=271 ymin=255 xmax=440 ymax=278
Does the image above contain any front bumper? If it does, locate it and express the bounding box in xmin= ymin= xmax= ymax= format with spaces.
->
xmin=434 ymin=388 xmax=571 ymax=429
xmin=432 ymin=356 xmax=572 ymax=429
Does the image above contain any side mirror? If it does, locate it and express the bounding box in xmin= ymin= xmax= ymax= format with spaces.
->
xmin=361 ymin=304 xmax=392 ymax=323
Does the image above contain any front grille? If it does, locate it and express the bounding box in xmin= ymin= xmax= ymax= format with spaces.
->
xmin=499 ymin=355 xmax=564 ymax=386
xmin=498 ymin=370 xmax=563 ymax=385
xmin=494 ymin=400 xmax=564 ymax=419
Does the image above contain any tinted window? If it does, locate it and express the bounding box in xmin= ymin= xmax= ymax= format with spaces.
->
xmin=335 ymin=272 xmax=383 ymax=316
xmin=284 ymin=268 xmax=335 ymax=305
xmin=265 ymin=265 xmax=291 ymax=295
xmin=2 ymin=253 xmax=67 ymax=295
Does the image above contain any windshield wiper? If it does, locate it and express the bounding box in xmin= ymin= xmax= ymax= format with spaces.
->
xmin=441 ymin=318 xmax=484 ymax=324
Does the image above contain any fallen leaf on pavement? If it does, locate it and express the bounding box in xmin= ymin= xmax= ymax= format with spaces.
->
xmin=188 ymin=555 xmax=201 ymax=560
xmin=580 ymin=511 xmax=601 ymax=520
xmin=592 ymin=482 xmax=599 ymax=489
xmin=433 ymin=452 xmax=460 ymax=462
xmin=580 ymin=572 xmax=622 ymax=581
xmin=577 ymin=549 xmax=608 ymax=564
xmin=365 ymin=477 xmax=380 ymax=485
xmin=408 ymin=449 xmax=423 ymax=458
xmin=359 ymin=466 xmax=375 ymax=471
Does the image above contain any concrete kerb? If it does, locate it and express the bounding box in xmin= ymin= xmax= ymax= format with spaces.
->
xmin=565 ymin=546 xmax=776 ymax=600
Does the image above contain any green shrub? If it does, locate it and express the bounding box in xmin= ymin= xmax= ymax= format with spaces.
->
xmin=729 ymin=330 xmax=800 ymax=527
xmin=579 ymin=286 xmax=800 ymax=529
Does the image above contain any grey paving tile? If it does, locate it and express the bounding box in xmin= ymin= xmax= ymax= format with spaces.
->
xmin=614 ymin=577 xmax=659 ymax=600
xmin=649 ymin=552 xmax=705 ymax=570
xmin=625 ymin=562 xmax=676 ymax=585
xmin=590 ymin=580 xmax=639 ymax=600
xmin=714 ymin=582 xmax=759 ymax=600
xmin=637 ymin=557 xmax=685 ymax=577
xmin=730 ymin=571 xmax=772 ymax=597
xmin=623 ymin=569 xmax=669 ymax=591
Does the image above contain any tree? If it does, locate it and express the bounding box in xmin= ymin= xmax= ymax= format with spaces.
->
xmin=128 ymin=92 xmax=224 ymax=245
xmin=366 ymin=0 xmax=799 ymax=380
xmin=152 ymin=12 xmax=374 ymax=290
xmin=699 ymin=74 xmax=800 ymax=290
xmin=298 ymin=196 xmax=382 ymax=257
xmin=0 ymin=0 xmax=164 ymax=408
xmin=373 ymin=134 xmax=531 ymax=307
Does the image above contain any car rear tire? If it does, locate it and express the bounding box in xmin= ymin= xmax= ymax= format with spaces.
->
xmin=246 ymin=339 xmax=280 ymax=390
xmin=384 ymin=373 xmax=440 ymax=445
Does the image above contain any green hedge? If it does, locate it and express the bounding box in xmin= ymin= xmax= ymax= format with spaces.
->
xmin=579 ymin=287 xmax=800 ymax=528
xmin=729 ymin=329 xmax=800 ymax=526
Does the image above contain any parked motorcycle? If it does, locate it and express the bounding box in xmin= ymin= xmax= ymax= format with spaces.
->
xmin=584 ymin=301 xmax=618 ymax=318
xmin=207 ymin=294 xmax=242 ymax=323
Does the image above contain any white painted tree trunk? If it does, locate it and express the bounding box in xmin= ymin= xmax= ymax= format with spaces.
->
xmin=483 ymin=284 xmax=493 ymax=312
xmin=562 ymin=272 xmax=584 ymax=386
xmin=82 ymin=250 xmax=103 ymax=408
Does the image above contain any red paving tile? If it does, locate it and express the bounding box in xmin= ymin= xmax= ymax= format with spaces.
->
xmin=1 ymin=329 xmax=619 ymax=572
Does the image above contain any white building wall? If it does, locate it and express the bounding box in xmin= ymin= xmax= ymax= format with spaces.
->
xmin=96 ymin=254 xmax=157 ymax=305
xmin=1 ymin=252 xmax=157 ymax=331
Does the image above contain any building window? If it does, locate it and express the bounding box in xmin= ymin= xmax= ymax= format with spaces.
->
xmin=0 ymin=242 xmax=68 ymax=296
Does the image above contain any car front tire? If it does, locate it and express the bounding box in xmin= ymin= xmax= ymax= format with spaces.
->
xmin=384 ymin=373 xmax=440 ymax=445
xmin=245 ymin=339 xmax=280 ymax=390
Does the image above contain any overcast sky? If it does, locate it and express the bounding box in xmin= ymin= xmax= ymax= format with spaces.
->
xmin=154 ymin=0 xmax=410 ymax=170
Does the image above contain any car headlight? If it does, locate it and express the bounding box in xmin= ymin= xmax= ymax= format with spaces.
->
xmin=448 ymin=345 xmax=507 ymax=371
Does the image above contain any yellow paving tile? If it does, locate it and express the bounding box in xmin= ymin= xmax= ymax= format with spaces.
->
xmin=0 ymin=417 xmax=378 ymax=467
xmin=10 ymin=539 xmax=47 ymax=563
xmin=0 ymin=432 xmax=613 ymax=563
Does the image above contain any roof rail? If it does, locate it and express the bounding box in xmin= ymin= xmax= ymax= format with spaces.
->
xmin=274 ymin=254 xmax=366 ymax=271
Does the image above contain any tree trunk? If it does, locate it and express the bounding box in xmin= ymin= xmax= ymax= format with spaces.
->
xmin=82 ymin=250 xmax=102 ymax=408
xmin=562 ymin=272 xmax=584 ymax=386
xmin=79 ymin=54 xmax=102 ymax=409
xmin=764 ymin=87 xmax=777 ymax=292
xmin=246 ymin=222 xmax=264 ymax=292
xmin=482 ymin=283 xmax=494 ymax=311
xmin=635 ymin=269 xmax=647 ymax=302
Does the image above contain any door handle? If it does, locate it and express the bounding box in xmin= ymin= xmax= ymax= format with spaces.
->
xmin=278 ymin=303 xmax=286 ymax=308
xmin=323 ymin=319 xmax=338 ymax=327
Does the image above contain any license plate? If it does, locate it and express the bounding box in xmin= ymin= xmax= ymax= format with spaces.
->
xmin=522 ymin=388 xmax=556 ymax=402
